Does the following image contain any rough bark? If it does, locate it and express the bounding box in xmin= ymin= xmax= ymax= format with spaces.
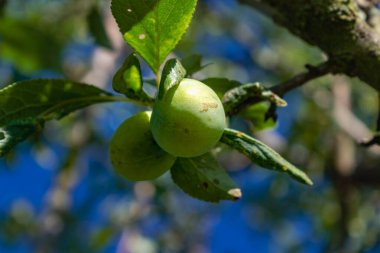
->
xmin=240 ymin=0 xmax=380 ymax=91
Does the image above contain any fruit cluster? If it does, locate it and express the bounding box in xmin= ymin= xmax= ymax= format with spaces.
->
xmin=109 ymin=78 xmax=226 ymax=180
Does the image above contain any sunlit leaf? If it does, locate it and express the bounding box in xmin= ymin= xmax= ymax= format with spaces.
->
xmin=111 ymin=0 xmax=198 ymax=73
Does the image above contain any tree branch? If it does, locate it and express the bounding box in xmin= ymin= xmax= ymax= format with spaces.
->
xmin=223 ymin=61 xmax=333 ymax=116
xmin=360 ymin=92 xmax=380 ymax=146
xmin=240 ymin=0 xmax=380 ymax=92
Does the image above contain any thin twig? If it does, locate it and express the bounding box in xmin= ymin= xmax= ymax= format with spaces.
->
xmin=260 ymin=61 xmax=334 ymax=122
xmin=270 ymin=61 xmax=334 ymax=96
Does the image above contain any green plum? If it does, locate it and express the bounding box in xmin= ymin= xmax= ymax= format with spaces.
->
xmin=109 ymin=111 xmax=176 ymax=181
xmin=150 ymin=78 xmax=226 ymax=157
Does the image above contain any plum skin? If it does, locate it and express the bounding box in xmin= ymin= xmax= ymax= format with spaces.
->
xmin=109 ymin=111 xmax=176 ymax=181
xmin=150 ymin=78 xmax=226 ymax=158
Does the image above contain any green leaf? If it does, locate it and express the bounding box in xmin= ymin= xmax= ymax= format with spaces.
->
xmin=240 ymin=102 xmax=276 ymax=131
xmin=111 ymin=0 xmax=198 ymax=73
xmin=113 ymin=53 xmax=154 ymax=104
xmin=221 ymin=128 xmax=313 ymax=186
xmin=0 ymin=18 xmax=63 ymax=72
xmin=181 ymin=54 xmax=207 ymax=76
xmin=157 ymin=58 xmax=186 ymax=100
xmin=0 ymin=79 xmax=116 ymax=156
xmin=202 ymin=78 xmax=241 ymax=99
xmin=89 ymin=227 xmax=114 ymax=250
xmin=222 ymin=82 xmax=287 ymax=115
xmin=87 ymin=5 xmax=113 ymax=49
xmin=171 ymin=153 xmax=242 ymax=203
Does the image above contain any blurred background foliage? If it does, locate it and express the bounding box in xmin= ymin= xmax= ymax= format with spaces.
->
xmin=1 ymin=0 xmax=380 ymax=252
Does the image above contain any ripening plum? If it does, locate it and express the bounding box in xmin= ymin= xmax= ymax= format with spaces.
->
xmin=109 ymin=111 xmax=176 ymax=181
xmin=150 ymin=78 xmax=226 ymax=157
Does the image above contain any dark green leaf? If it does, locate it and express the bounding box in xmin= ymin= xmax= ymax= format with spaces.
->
xmin=157 ymin=58 xmax=186 ymax=100
xmin=87 ymin=5 xmax=113 ymax=49
xmin=222 ymin=82 xmax=287 ymax=115
xmin=0 ymin=118 xmax=43 ymax=157
xmin=111 ymin=0 xmax=198 ymax=73
xmin=113 ymin=53 xmax=154 ymax=104
xmin=171 ymin=153 xmax=242 ymax=203
xmin=240 ymin=102 xmax=276 ymax=131
xmin=221 ymin=128 xmax=313 ymax=185
xmin=202 ymin=78 xmax=241 ymax=99
xmin=181 ymin=54 xmax=207 ymax=76
xmin=0 ymin=0 xmax=7 ymax=17
xmin=0 ymin=79 xmax=116 ymax=156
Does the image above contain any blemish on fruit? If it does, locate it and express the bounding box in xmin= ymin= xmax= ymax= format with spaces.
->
xmin=203 ymin=182 xmax=209 ymax=189
xmin=127 ymin=8 xmax=132 ymax=12
xmin=139 ymin=34 xmax=146 ymax=40
xmin=200 ymin=102 xmax=218 ymax=112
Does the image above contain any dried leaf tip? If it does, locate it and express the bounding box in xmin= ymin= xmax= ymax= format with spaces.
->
xmin=228 ymin=188 xmax=242 ymax=200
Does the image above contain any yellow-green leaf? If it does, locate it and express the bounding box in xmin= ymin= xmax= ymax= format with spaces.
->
xmin=113 ymin=53 xmax=154 ymax=104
